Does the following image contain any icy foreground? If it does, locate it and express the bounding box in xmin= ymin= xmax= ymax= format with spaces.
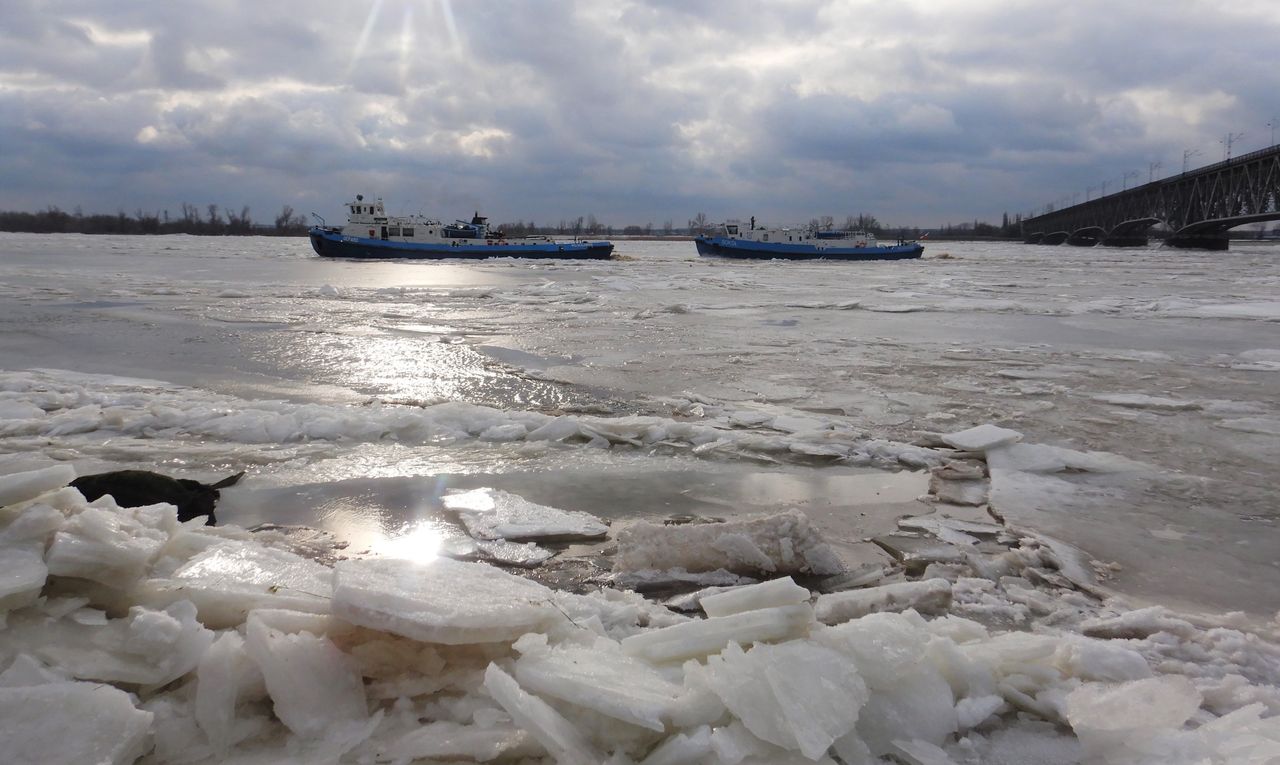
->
xmin=1 ymin=468 xmax=1279 ymax=764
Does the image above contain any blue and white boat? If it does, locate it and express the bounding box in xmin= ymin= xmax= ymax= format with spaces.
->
xmin=309 ymin=196 xmax=614 ymax=260
xmin=696 ymin=220 xmax=923 ymax=260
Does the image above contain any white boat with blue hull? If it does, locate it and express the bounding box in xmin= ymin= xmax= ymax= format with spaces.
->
xmin=309 ymin=196 xmax=614 ymax=260
xmin=696 ymin=220 xmax=923 ymax=261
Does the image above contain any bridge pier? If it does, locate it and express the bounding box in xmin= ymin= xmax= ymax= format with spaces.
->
xmin=1166 ymin=235 xmax=1229 ymax=251
xmin=1023 ymin=232 xmax=1044 ymax=244
xmin=1101 ymin=235 xmax=1148 ymax=247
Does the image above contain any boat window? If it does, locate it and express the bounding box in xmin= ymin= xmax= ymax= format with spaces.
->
xmin=726 ymin=225 xmax=738 ymax=235
xmin=388 ymin=226 xmax=401 ymax=237
xmin=762 ymin=234 xmax=769 ymax=242
xmin=402 ymin=227 xmax=414 ymax=237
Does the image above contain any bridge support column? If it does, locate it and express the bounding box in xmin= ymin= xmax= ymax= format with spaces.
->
xmin=1101 ymin=235 xmax=1148 ymax=247
xmin=1167 ymin=234 xmax=1229 ymax=251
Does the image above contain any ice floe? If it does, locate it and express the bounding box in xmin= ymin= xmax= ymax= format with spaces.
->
xmin=442 ymin=487 xmax=608 ymax=541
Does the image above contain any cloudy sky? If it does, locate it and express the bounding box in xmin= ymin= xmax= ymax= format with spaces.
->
xmin=2 ymin=0 xmax=1277 ymax=228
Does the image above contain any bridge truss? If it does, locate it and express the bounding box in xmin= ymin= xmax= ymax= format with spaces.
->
xmin=1023 ymin=145 xmax=1280 ymax=249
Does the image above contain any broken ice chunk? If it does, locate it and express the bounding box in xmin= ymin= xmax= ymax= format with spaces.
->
xmin=483 ymin=664 xmax=604 ymax=765
xmin=45 ymin=505 xmax=169 ymax=587
xmin=873 ymin=534 xmax=969 ymax=575
xmin=0 ymin=681 xmax=153 ymax=765
xmin=929 ymin=476 xmax=988 ymax=506
xmin=244 ymin=613 xmax=370 ymax=742
xmin=443 ymin=488 xmax=608 ymax=542
xmin=1054 ymin=637 xmax=1152 ymax=683
xmin=815 ymin=579 xmax=953 ymax=625
xmin=136 ymin=539 xmax=333 ymax=628
xmin=0 ymin=546 xmax=47 ymax=610
xmin=614 ymin=511 xmax=844 ymax=578
xmin=640 ymin=726 xmax=713 ymax=765
xmin=380 ymin=720 xmax=541 ymax=762
xmin=475 ymin=538 xmax=555 ymax=567
xmin=1066 ymin=676 xmax=1203 ymax=761
xmin=3 ymin=600 xmax=214 ymax=687
xmin=620 ymin=603 xmax=813 ymax=664
xmin=333 ymin=556 xmax=559 ymax=645
xmin=513 ymin=641 xmax=686 ymax=731
xmin=1092 ymin=393 xmax=1201 ymax=411
xmin=0 ymin=654 xmax=68 ymax=687
xmin=940 ymin=424 xmax=1022 ymax=452
xmin=196 ymin=631 xmax=265 ymax=756
xmin=700 ymin=577 xmax=811 ymax=618
xmin=0 ymin=464 xmax=76 ymax=508
xmin=704 ymin=640 xmax=867 ymax=760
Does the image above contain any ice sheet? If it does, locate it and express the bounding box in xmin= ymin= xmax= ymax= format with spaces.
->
xmin=614 ymin=511 xmax=844 ymax=577
xmin=443 ymin=487 xmax=609 ymax=541
xmin=333 ymin=556 xmax=560 ymax=644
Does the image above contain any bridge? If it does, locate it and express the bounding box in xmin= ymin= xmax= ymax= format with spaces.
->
xmin=1023 ymin=144 xmax=1280 ymax=250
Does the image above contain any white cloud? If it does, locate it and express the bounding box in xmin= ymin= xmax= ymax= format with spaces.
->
xmin=0 ymin=0 xmax=1276 ymax=225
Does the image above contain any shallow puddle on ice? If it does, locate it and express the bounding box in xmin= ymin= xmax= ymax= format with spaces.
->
xmin=219 ymin=466 xmax=931 ymax=563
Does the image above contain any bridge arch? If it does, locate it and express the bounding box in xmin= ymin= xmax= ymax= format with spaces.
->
xmin=1067 ymin=226 xmax=1105 ymax=247
xmin=1169 ymin=212 xmax=1280 ymax=250
xmin=1103 ymin=217 xmax=1161 ymax=247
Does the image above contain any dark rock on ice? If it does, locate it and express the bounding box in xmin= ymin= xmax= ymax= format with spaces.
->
xmin=71 ymin=470 xmax=244 ymax=525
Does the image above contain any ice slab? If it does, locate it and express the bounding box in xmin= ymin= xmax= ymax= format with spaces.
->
xmin=621 ymin=603 xmax=813 ymax=664
xmin=513 ymin=640 xmax=685 ymax=731
xmin=704 ymin=640 xmax=867 ymax=760
xmin=0 ymin=681 xmax=153 ymax=765
xmin=244 ymin=612 xmax=370 ymax=741
xmin=379 ymin=720 xmax=540 ymax=762
xmin=484 ymin=663 xmax=603 ymax=765
xmin=0 ymin=464 xmax=76 ymax=508
xmin=816 ymin=579 xmax=953 ymax=625
xmin=45 ymin=504 xmax=171 ymax=587
xmin=700 ymin=576 xmax=811 ymax=618
xmin=443 ymin=487 xmax=608 ymax=541
xmin=614 ymin=510 xmax=844 ymax=577
xmin=0 ymin=654 xmax=68 ymax=687
xmin=195 ymin=631 xmax=265 ymax=756
xmin=939 ymin=424 xmax=1023 ymax=452
xmin=1092 ymin=393 xmax=1201 ymax=411
xmin=333 ymin=556 xmax=559 ymax=644
xmin=1066 ymin=676 xmax=1203 ymax=761
xmin=2 ymin=600 xmax=214 ymax=687
xmin=0 ymin=546 xmax=47 ymax=610
xmin=137 ymin=539 xmax=333 ymax=628
xmin=930 ymin=476 xmax=988 ymax=506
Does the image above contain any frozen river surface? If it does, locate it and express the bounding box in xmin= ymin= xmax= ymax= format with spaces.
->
xmin=1 ymin=233 xmax=1277 ymax=616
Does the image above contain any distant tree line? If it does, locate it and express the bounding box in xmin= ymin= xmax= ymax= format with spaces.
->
xmin=0 ymin=204 xmax=310 ymax=236
xmin=1 ymin=204 xmax=1039 ymax=241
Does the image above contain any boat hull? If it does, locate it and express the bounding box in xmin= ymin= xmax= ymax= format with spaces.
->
xmin=309 ymin=228 xmax=614 ymax=260
xmin=696 ymin=236 xmax=923 ymax=261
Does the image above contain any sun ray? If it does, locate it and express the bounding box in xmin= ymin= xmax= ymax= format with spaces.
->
xmin=347 ymin=0 xmax=385 ymax=76
xmin=438 ymin=0 xmax=461 ymax=53
xmin=398 ymin=4 xmax=413 ymax=90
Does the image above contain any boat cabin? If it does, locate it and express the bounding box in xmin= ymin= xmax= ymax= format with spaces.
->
xmin=710 ymin=220 xmax=878 ymax=247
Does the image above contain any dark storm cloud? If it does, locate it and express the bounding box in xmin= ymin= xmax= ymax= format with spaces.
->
xmin=1 ymin=0 xmax=1277 ymax=226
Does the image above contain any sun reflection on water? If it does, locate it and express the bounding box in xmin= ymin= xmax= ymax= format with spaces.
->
xmin=367 ymin=519 xmax=448 ymax=563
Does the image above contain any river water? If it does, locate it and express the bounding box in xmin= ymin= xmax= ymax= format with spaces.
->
xmin=1 ymin=232 xmax=1277 ymax=616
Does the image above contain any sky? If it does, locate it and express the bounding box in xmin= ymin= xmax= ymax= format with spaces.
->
xmin=2 ymin=0 xmax=1278 ymax=229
